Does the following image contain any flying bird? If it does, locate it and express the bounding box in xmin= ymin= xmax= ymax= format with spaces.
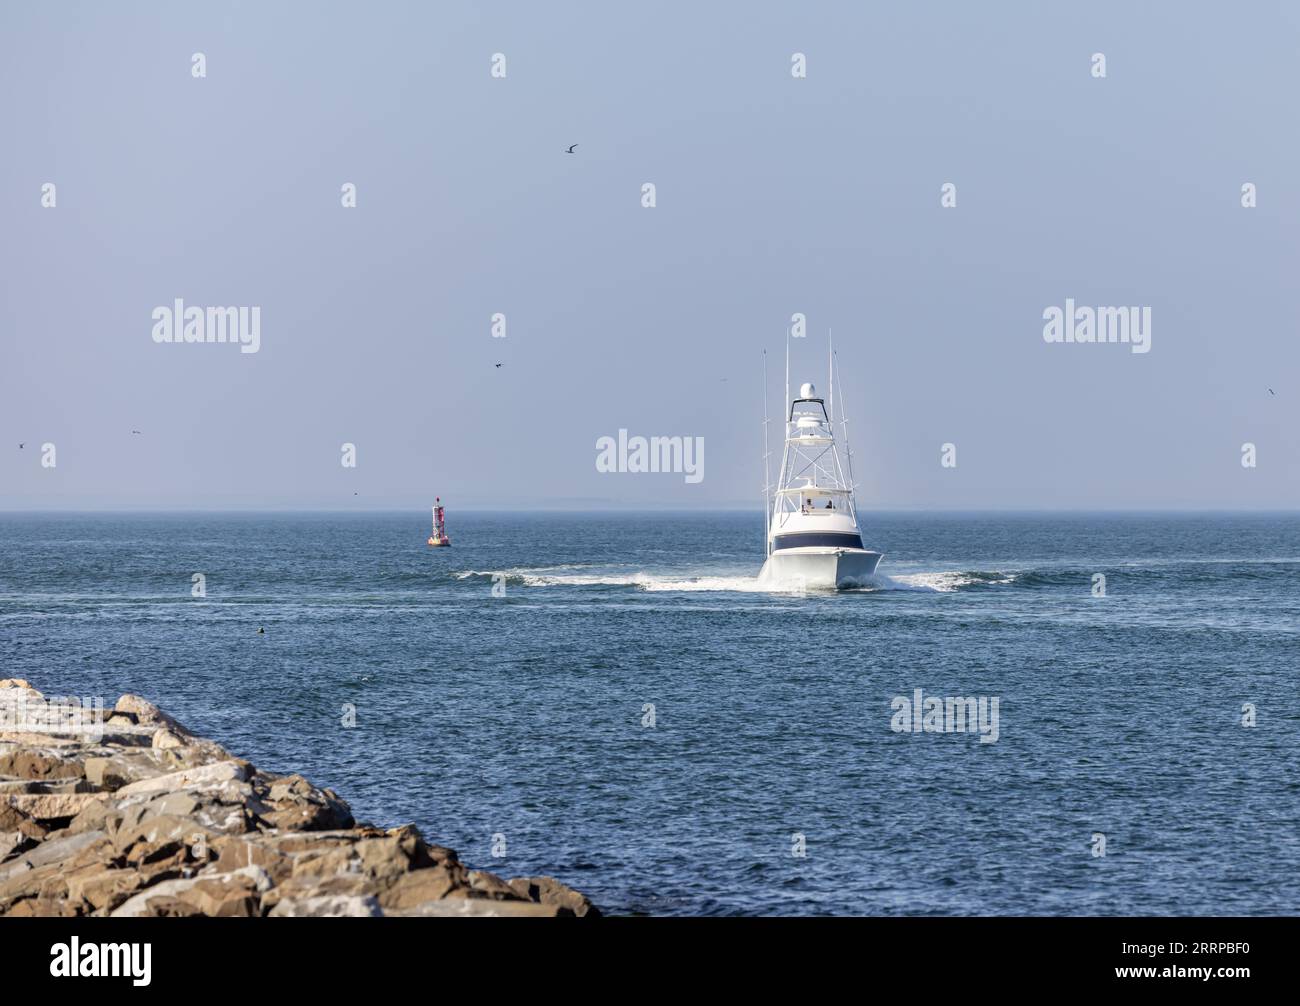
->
xmin=494 ymin=363 xmax=503 ymax=368
xmin=17 ymin=443 xmax=23 ymax=449
xmin=1268 ymin=388 xmax=1275 ymax=396
xmin=565 ymin=144 xmax=578 ymax=154
xmin=131 ymin=430 xmax=142 ymax=435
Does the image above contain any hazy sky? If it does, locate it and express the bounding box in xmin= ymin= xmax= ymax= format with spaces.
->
xmin=2 ymin=1 xmax=1297 ymax=509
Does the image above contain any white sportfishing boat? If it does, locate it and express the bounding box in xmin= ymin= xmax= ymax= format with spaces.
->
xmin=757 ymin=339 xmax=882 ymax=589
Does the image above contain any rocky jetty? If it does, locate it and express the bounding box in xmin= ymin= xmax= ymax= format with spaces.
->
xmin=0 ymin=680 xmax=598 ymax=917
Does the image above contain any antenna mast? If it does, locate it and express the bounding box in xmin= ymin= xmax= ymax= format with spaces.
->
xmin=828 ymin=329 xmax=834 ymax=422
xmin=762 ymin=349 xmax=772 ymax=548
xmin=784 ymin=329 xmax=790 ymax=422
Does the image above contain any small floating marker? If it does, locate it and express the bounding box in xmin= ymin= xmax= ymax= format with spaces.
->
xmin=427 ymin=497 xmax=451 ymax=547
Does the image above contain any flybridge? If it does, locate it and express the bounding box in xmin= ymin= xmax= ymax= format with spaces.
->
xmin=779 ymin=389 xmax=850 ymax=508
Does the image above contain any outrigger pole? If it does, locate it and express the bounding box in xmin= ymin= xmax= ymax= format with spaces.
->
xmin=762 ymin=349 xmax=772 ymax=552
xmin=834 ymin=349 xmax=857 ymax=501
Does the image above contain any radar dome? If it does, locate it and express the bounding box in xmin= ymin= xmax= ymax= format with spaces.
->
xmin=800 ymin=382 xmax=817 ymax=399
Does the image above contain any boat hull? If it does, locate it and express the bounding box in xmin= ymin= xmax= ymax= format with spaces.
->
xmin=757 ymin=548 xmax=882 ymax=589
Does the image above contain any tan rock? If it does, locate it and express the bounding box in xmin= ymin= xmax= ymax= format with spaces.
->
xmin=124 ymin=837 xmax=185 ymax=867
xmin=0 ymin=801 xmax=36 ymax=830
xmin=7 ymin=895 xmax=79 ymax=917
xmin=0 ymin=749 xmax=85 ymax=781
xmin=2 ymin=830 xmax=111 ymax=875
xmin=0 ymin=839 xmax=112 ymax=912
xmin=376 ymin=866 xmax=457 ymax=910
xmin=0 ymin=732 xmax=79 ymax=747
xmin=1 ymin=800 xmax=55 ymax=844
xmin=261 ymin=873 xmax=372 ymax=912
xmin=1 ymin=830 xmax=28 ymax=862
xmin=258 ymin=774 xmax=354 ymax=832
xmin=97 ymin=724 xmax=163 ymax=747
xmin=269 ymin=894 xmax=383 ymax=917
xmin=113 ymin=813 xmax=217 ymax=856
xmin=153 ymin=791 xmax=200 ymax=818
xmin=65 ymin=799 xmax=123 ymax=838
xmin=0 ymin=780 xmax=44 ymax=795
xmin=467 ymin=869 xmax=526 ymax=900
xmin=425 ymin=844 xmax=460 ymax=867
xmin=83 ymin=756 xmax=132 ymax=790
xmin=261 ymin=827 xmax=384 ymax=853
xmin=356 ymin=834 xmax=421 ymax=881
xmin=67 ymin=868 xmax=145 ymax=913
xmin=44 ymin=779 xmax=101 ymax=795
xmin=210 ymin=836 xmax=291 ymax=882
xmin=152 ymin=729 xmax=184 ymax=750
xmin=130 ymin=896 xmax=204 ymax=917
xmin=268 ymin=775 xmax=314 ymax=803
xmin=508 ymin=876 xmax=602 ymax=917
xmin=116 ymin=759 xmax=249 ymax=798
xmin=113 ymin=695 xmax=189 ymax=735
xmin=393 ymin=898 xmax=562 ymax=917
xmin=0 ymin=860 xmax=69 ymax=908
xmin=5 ymin=792 xmax=108 ymax=822
xmin=179 ymin=875 xmax=260 ymax=916
xmin=111 ymin=870 xmax=259 ymax=918
xmin=290 ymin=845 xmax=358 ymax=879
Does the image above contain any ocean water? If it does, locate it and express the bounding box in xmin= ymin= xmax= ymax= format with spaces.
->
xmin=2 ymin=510 xmax=1298 ymax=916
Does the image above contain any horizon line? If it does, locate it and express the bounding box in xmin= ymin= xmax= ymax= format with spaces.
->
xmin=3 ymin=505 xmax=1300 ymax=516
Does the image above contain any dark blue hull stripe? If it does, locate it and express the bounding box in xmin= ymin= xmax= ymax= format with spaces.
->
xmin=772 ymin=532 xmax=866 ymax=551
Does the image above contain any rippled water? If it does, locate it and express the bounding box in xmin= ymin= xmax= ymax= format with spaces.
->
xmin=2 ymin=511 xmax=1298 ymax=915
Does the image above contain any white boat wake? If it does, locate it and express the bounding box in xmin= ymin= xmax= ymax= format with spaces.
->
xmin=453 ymin=567 xmax=1018 ymax=594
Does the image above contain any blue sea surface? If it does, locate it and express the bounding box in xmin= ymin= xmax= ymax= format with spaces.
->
xmin=1 ymin=511 xmax=1297 ymax=916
